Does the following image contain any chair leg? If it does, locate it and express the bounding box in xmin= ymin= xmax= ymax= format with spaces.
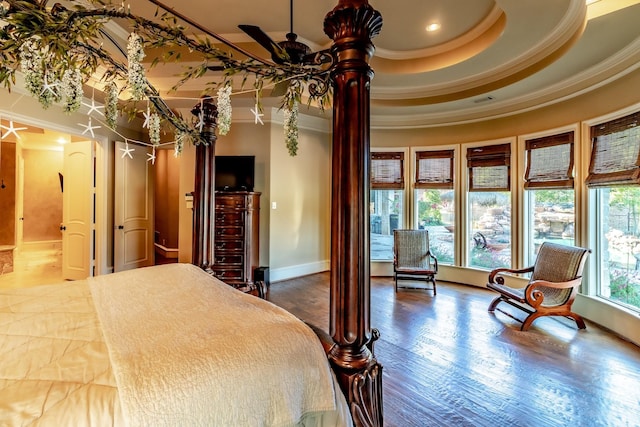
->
xmin=431 ymin=277 xmax=437 ymax=295
xmin=567 ymin=312 xmax=587 ymax=330
xmin=521 ymin=311 xmax=544 ymax=331
xmin=488 ymin=295 xmax=504 ymax=312
xmin=394 ymin=274 xmax=398 ymax=293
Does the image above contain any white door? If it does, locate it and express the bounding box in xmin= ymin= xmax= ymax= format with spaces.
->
xmin=114 ymin=141 xmax=154 ymax=271
xmin=62 ymin=141 xmax=94 ymax=280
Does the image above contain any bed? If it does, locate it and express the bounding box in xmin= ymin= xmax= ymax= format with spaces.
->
xmin=0 ymin=1 xmax=383 ymax=424
xmin=0 ymin=263 xmax=351 ymax=426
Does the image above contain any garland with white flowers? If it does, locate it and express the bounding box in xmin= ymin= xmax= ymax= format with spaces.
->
xmin=149 ymin=112 xmax=160 ymax=145
xmin=104 ymin=82 xmax=120 ymax=129
xmin=283 ymin=101 xmax=299 ymax=156
xmin=61 ymin=69 xmax=84 ymax=113
xmin=217 ymin=85 xmax=232 ymax=136
xmin=127 ymin=32 xmax=147 ymax=101
xmin=0 ymin=1 xmax=330 ymax=157
xmin=18 ymin=37 xmax=44 ymax=100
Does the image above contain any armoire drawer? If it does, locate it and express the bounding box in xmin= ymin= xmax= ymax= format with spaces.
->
xmin=212 ymin=268 xmax=244 ymax=282
xmin=215 ymin=240 xmax=244 ymax=251
xmin=214 ymin=254 xmax=243 ymax=265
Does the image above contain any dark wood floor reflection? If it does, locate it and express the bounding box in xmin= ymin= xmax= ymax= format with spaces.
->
xmin=268 ymin=273 xmax=640 ymax=427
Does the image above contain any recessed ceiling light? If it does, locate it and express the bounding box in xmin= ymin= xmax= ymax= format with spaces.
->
xmin=426 ymin=22 xmax=441 ymax=32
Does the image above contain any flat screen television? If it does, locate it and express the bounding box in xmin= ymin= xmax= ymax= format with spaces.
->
xmin=215 ymin=155 xmax=255 ymax=191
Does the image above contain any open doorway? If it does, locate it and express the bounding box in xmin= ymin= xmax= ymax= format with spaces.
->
xmin=0 ymin=122 xmax=77 ymax=285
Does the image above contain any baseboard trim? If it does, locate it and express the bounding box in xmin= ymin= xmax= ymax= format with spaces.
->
xmin=270 ymin=260 xmax=330 ymax=283
xmin=21 ymin=240 xmax=62 ymax=251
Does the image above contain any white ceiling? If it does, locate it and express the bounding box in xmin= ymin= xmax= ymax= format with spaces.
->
xmin=128 ymin=0 xmax=640 ymax=128
xmin=5 ymin=0 xmax=640 ymax=149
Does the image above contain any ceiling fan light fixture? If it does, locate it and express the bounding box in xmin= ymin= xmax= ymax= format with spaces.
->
xmin=279 ymin=32 xmax=312 ymax=64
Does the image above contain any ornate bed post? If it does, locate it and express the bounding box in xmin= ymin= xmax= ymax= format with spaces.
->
xmin=324 ymin=2 xmax=384 ymax=425
xmin=191 ymin=97 xmax=218 ymax=272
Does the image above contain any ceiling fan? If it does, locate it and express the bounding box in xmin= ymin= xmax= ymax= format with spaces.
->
xmin=238 ymin=0 xmax=331 ymax=67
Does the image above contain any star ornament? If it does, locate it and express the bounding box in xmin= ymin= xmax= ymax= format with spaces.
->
xmin=40 ymin=74 xmax=60 ymax=96
xmin=1 ymin=120 xmax=28 ymax=140
xmin=147 ymin=147 xmax=156 ymax=164
xmin=142 ymin=106 xmax=151 ymax=128
xmin=82 ymin=98 xmax=104 ymax=116
xmin=251 ymin=104 xmax=264 ymax=125
xmin=78 ymin=117 xmax=101 ymax=138
xmin=120 ymin=142 xmax=135 ymax=159
xmin=195 ymin=110 xmax=205 ymax=132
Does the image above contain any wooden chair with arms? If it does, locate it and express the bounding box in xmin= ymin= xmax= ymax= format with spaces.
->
xmin=393 ymin=229 xmax=438 ymax=294
xmin=487 ymin=242 xmax=590 ymax=331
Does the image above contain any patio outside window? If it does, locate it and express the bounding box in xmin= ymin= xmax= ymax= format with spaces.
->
xmin=524 ymin=131 xmax=576 ymax=265
xmin=414 ymin=150 xmax=455 ymax=264
xmin=588 ymin=112 xmax=640 ymax=312
xmin=466 ymin=143 xmax=512 ymax=270
xmin=370 ymin=151 xmax=404 ymax=261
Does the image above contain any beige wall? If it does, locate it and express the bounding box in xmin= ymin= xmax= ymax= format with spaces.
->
xmin=178 ymin=120 xmax=273 ymax=264
xmin=370 ymin=66 xmax=640 ymax=148
xmin=22 ymin=149 xmax=63 ymax=243
xmin=268 ymin=116 xmax=332 ymax=279
xmin=175 ymin=111 xmax=332 ymax=280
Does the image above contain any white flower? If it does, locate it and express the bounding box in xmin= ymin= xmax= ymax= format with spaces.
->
xmin=105 ymin=82 xmax=119 ymax=129
xmin=283 ymin=100 xmax=299 ymax=156
xmin=61 ymin=69 xmax=83 ymax=113
xmin=216 ymin=85 xmax=232 ymax=136
xmin=127 ymin=32 xmax=146 ymax=100
xmin=19 ymin=37 xmax=44 ymax=98
xmin=149 ymin=112 xmax=160 ymax=145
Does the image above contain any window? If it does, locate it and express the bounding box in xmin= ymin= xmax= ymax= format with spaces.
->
xmin=524 ymin=132 xmax=576 ymax=265
xmin=589 ymin=112 xmax=640 ymax=312
xmin=370 ymin=152 xmax=404 ymax=261
xmin=414 ymin=150 xmax=455 ymax=264
xmin=466 ymin=143 xmax=511 ymax=270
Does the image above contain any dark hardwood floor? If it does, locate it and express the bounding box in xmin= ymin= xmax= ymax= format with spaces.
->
xmin=267 ymin=273 xmax=640 ymax=427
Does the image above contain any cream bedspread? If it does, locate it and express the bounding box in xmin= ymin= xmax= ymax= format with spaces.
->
xmin=0 ymin=263 xmax=350 ymax=426
xmin=0 ymin=279 xmax=124 ymax=425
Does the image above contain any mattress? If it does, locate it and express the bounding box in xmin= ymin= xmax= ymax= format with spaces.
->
xmin=0 ymin=263 xmax=351 ymax=426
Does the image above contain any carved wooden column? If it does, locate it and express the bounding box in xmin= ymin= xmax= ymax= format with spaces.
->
xmin=324 ymin=2 xmax=384 ymax=426
xmin=191 ymin=97 xmax=218 ymax=272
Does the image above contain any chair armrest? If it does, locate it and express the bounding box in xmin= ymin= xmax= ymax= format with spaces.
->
xmin=488 ymin=266 xmax=534 ymax=284
xmin=524 ymin=277 xmax=582 ymax=308
xmin=528 ymin=277 xmax=582 ymax=290
xmin=428 ymin=252 xmax=438 ymax=273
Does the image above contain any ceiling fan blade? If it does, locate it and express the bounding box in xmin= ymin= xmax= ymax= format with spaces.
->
xmin=302 ymin=49 xmax=333 ymax=66
xmin=238 ymin=24 xmax=289 ymax=64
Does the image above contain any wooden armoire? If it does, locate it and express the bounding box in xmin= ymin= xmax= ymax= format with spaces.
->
xmin=212 ymin=191 xmax=260 ymax=292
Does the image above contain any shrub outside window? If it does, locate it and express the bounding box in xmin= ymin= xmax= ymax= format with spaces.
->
xmin=370 ymin=152 xmax=404 ymax=261
xmin=588 ymin=113 xmax=640 ymax=312
xmin=524 ymin=131 xmax=576 ymax=265
xmin=467 ymin=143 xmax=512 ymax=270
xmin=414 ymin=150 xmax=455 ymax=264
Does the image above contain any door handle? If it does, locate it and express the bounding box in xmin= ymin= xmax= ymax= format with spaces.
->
xmin=60 ymin=225 xmax=66 ymax=231
xmin=118 ymin=225 xmax=124 ymax=230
